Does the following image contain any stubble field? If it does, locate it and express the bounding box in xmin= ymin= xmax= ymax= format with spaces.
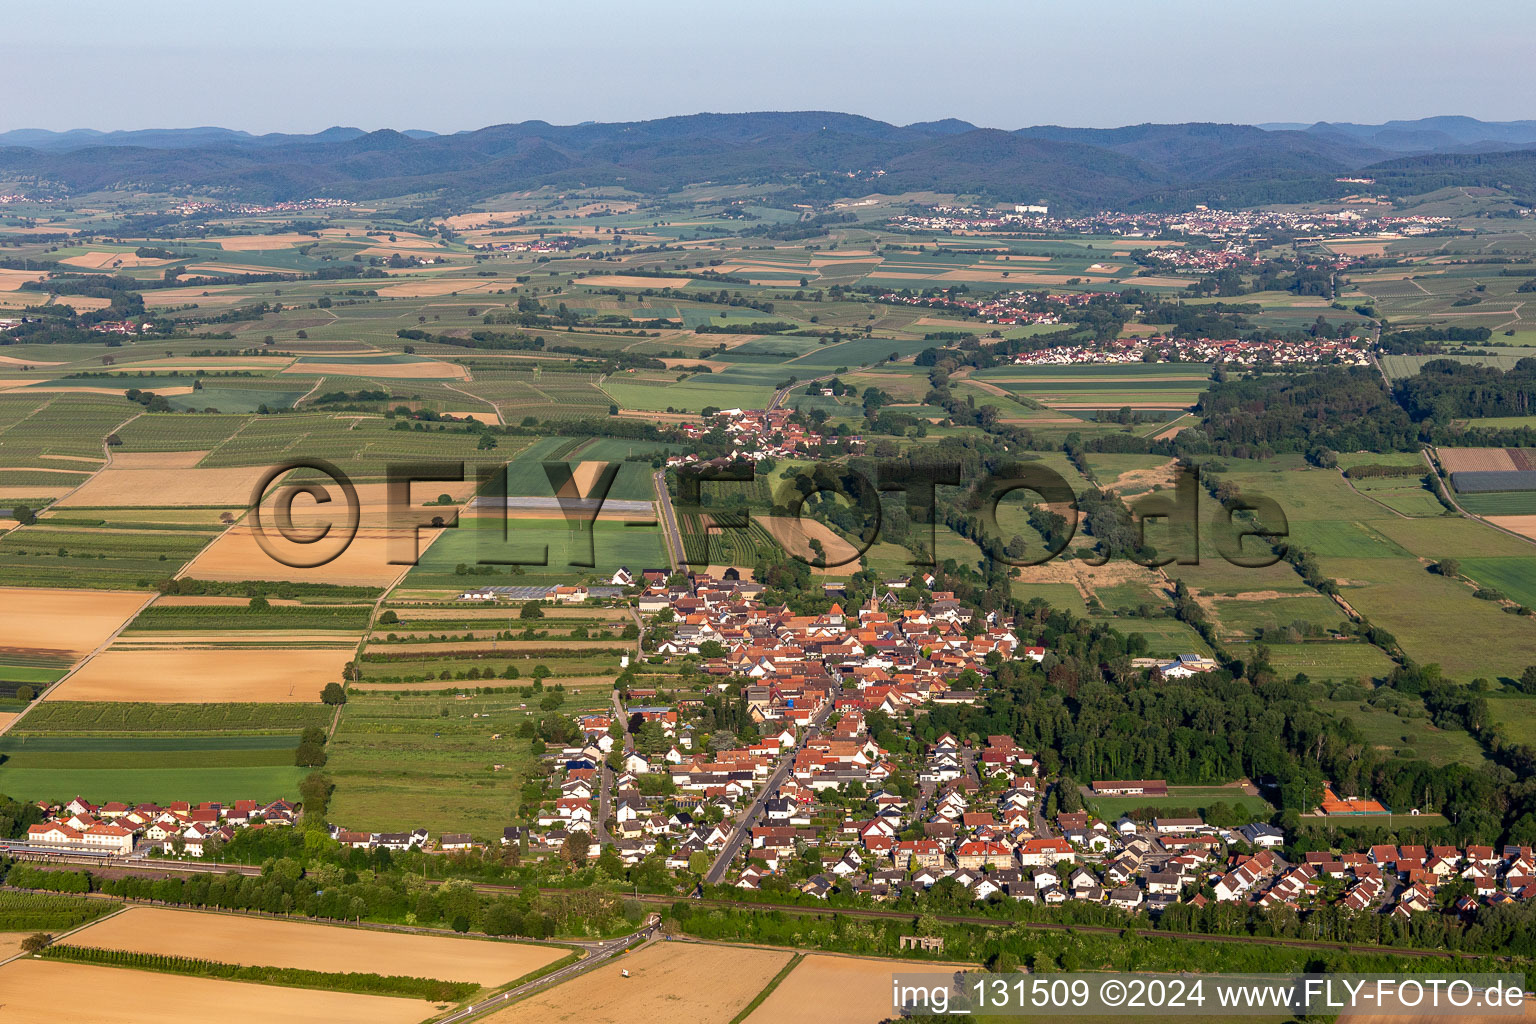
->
xmin=0 ymin=959 xmax=437 ymax=1024
xmin=69 ymin=906 xmax=566 ymax=986
xmin=489 ymin=941 xmax=792 ymax=1024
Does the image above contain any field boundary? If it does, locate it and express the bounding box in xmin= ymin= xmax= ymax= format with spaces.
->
xmin=728 ymin=951 xmax=804 ymax=1024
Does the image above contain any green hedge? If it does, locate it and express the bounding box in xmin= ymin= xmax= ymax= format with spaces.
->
xmin=43 ymin=944 xmax=478 ymax=1001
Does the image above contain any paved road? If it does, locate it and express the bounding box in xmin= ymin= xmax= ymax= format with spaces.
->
xmin=767 ymin=372 xmax=838 ymax=411
xmin=594 ymin=759 xmax=615 ymax=847
xmin=437 ymin=919 xmax=660 ymax=1024
xmin=594 ymin=688 xmax=633 ymax=846
xmin=1423 ymin=443 xmax=1536 ymax=552
xmin=703 ymin=701 xmax=832 ymax=885
xmin=651 ymin=468 xmax=686 ymax=568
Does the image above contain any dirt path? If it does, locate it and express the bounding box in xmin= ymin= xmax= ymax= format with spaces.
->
xmin=1339 ymin=468 xmax=1413 ymax=519
xmin=45 ymin=408 xmax=142 ymax=506
xmin=441 ymin=379 xmax=502 ymax=423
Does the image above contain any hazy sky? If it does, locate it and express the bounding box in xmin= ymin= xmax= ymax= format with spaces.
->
xmin=6 ymin=0 xmax=1534 ymax=133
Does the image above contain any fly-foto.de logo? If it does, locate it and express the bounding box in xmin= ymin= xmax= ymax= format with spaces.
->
xmin=244 ymin=459 xmax=1289 ymax=571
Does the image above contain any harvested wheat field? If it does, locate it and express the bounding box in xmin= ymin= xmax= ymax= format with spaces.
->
xmin=744 ymin=953 xmax=967 ymax=1024
xmin=1486 ymin=515 xmax=1536 ymax=541
xmin=1438 ymin=447 xmax=1518 ymax=473
xmin=0 ymin=268 xmax=47 ymax=291
xmin=142 ymin=287 xmax=247 ymax=308
xmin=49 ymin=295 xmax=114 ymax=312
xmin=446 ymin=409 xmax=501 ymax=424
xmin=71 ymin=907 xmax=565 ymax=986
xmin=279 ymin=358 xmax=467 ymax=379
xmin=25 ymin=384 xmax=194 ymax=398
xmin=1326 ymin=239 xmax=1394 ymax=257
xmin=55 ymin=460 xmax=266 ymax=508
xmin=182 ymin=525 xmax=439 ymax=587
xmin=489 ymin=941 xmax=791 ymax=1024
xmin=1341 ymin=993 xmax=1536 ymax=1022
xmin=60 ymin=250 xmax=173 ymax=269
xmin=47 ymin=645 xmax=354 ymax=702
xmin=268 ymin=479 xmax=479 ymax=529
xmin=0 ymin=959 xmax=436 ymax=1024
xmin=442 ymin=210 xmax=534 ymax=229
xmin=0 ymin=587 xmax=150 ymax=664
xmin=0 ymin=930 xmax=32 ymax=960
xmin=1015 ymin=555 xmax=1156 ymax=603
xmin=580 ymin=274 xmax=701 ymax=288
xmin=207 ymin=232 xmax=324 ymax=251
xmin=111 ymin=630 xmax=360 ymax=648
xmin=761 ymin=515 xmax=861 ymax=569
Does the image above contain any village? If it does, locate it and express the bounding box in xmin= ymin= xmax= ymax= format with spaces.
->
xmin=11 ymin=570 xmax=1534 ymax=932
xmin=1008 ymin=335 xmax=1371 ymax=366
xmin=665 ymin=406 xmax=860 ymax=468
xmin=889 ymin=202 xmax=1453 ymax=243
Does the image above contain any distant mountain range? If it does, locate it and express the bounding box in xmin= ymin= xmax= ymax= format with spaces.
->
xmin=1258 ymin=115 xmax=1536 ymax=154
xmin=1 ymin=113 xmax=1533 ymax=212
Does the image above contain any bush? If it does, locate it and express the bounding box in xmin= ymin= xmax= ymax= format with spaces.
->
xmin=295 ymin=741 xmax=328 ymax=767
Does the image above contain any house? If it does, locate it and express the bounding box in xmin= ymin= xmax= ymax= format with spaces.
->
xmin=377 ymin=830 xmax=428 ymax=851
xmin=1108 ymin=886 xmax=1144 ymax=910
xmin=439 ymin=833 xmax=473 ymax=851
xmin=954 ymin=840 xmax=1014 ymax=871
xmin=1018 ymin=837 xmax=1075 ymax=867
xmin=1154 ymin=817 xmax=1205 ymax=835
xmin=898 ymin=839 xmax=947 ymax=870
xmin=1237 ymin=823 xmax=1285 ymax=849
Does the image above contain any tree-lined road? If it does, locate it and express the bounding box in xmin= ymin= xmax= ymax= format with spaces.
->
xmin=703 ymin=701 xmax=832 ymax=884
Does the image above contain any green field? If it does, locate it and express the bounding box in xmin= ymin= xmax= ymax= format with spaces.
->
xmin=325 ymin=689 xmax=602 ymax=837
xmin=1457 ymin=491 xmax=1536 ymax=515
xmin=1486 ymin=693 xmax=1536 ymax=746
xmin=1317 ymin=698 xmax=1487 ymax=766
xmin=406 ymin=516 xmax=668 ymax=586
xmin=0 ymin=522 xmax=217 ymax=589
xmin=1230 ymin=641 xmax=1397 ymax=682
xmin=0 ymin=765 xmax=306 ymax=804
xmin=13 ymin=702 xmax=334 ymax=734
